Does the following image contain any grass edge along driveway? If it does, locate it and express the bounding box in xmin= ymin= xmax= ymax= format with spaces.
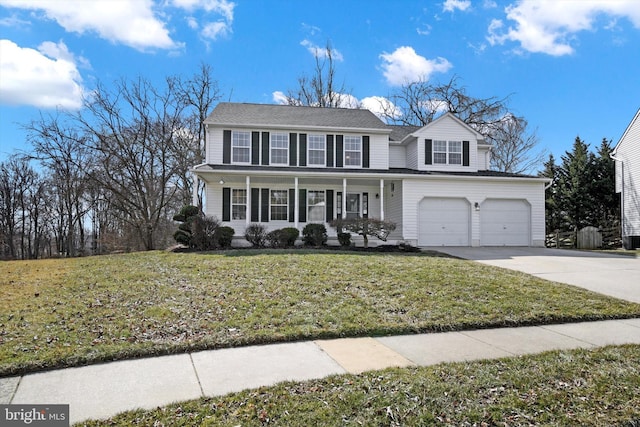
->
xmin=2 ymin=250 xmax=640 ymax=376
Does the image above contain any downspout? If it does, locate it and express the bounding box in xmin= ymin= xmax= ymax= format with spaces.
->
xmin=609 ymin=153 xmax=624 ymax=246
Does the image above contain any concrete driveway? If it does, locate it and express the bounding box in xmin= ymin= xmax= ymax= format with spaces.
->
xmin=428 ymin=247 xmax=640 ymax=303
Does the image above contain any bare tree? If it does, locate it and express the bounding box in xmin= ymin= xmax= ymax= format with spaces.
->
xmin=284 ymin=42 xmax=354 ymax=108
xmin=174 ymin=63 xmax=223 ymax=207
xmin=379 ymin=76 xmax=545 ymax=173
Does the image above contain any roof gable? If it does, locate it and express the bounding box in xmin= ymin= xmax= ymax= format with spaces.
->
xmin=613 ymin=107 xmax=640 ymax=154
xmin=205 ymin=102 xmax=389 ymax=132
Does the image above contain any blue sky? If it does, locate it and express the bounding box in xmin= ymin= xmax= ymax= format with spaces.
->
xmin=1 ymin=0 xmax=639 ymax=170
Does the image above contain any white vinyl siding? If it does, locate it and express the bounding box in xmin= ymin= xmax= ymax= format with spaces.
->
xmin=414 ymin=114 xmax=479 ymax=172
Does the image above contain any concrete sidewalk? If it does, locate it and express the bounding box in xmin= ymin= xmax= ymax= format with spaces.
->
xmin=2 ymin=318 xmax=640 ymax=424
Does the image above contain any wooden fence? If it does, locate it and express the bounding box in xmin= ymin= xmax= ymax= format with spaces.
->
xmin=545 ymin=226 xmax=621 ymax=249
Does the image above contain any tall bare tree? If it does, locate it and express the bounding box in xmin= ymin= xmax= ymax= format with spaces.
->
xmin=284 ymin=42 xmax=354 ymax=108
xmin=379 ymin=76 xmax=545 ymax=174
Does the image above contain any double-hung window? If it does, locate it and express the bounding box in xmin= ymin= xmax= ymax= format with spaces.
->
xmin=344 ymin=136 xmax=361 ymax=167
xmin=307 ymin=190 xmax=325 ymax=222
xmin=232 ymin=131 xmax=251 ymax=163
xmin=270 ymin=190 xmax=288 ymax=220
xmin=270 ymin=133 xmax=289 ymax=165
xmin=308 ymin=134 xmax=325 ymax=166
xmin=433 ymin=140 xmax=462 ymax=165
xmin=448 ymin=141 xmax=462 ymax=165
xmin=232 ymin=189 xmax=247 ymax=220
xmin=433 ymin=140 xmax=447 ymax=164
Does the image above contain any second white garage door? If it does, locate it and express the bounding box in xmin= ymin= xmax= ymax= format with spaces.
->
xmin=480 ymin=199 xmax=530 ymax=246
xmin=418 ymin=198 xmax=470 ymax=246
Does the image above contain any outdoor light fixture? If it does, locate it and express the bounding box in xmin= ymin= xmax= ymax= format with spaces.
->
xmin=474 ymin=202 xmax=480 ymax=211
xmin=375 ymin=193 xmax=380 ymax=199
xmin=219 ymin=179 xmax=225 ymax=185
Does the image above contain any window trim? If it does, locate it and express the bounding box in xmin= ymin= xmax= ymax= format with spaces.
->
xmin=269 ymin=189 xmax=288 ymax=221
xmin=270 ymin=133 xmax=289 ymax=166
xmin=231 ymin=189 xmax=247 ymax=220
xmin=231 ymin=131 xmax=251 ymax=164
xmin=307 ymin=134 xmax=326 ymax=167
xmin=343 ymin=135 xmax=362 ymax=168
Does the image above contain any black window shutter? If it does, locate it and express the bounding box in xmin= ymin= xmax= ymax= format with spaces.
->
xmin=261 ymin=188 xmax=269 ymax=222
xmin=362 ymin=192 xmax=369 ymax=218
xmin=425 ymin=139 xmax=433 ymax=165
xmin=299 ymin=134 xmax=307 ymax=166
xmin=325 ymin=189 xmax=334 ymax=221
xmin=336 ymin=135 xmax=344 ymax=168
xmin=251 ymin=188 xmax=260 ymax=222
xmin=223 ymin=130 xmax=231 ymax=164
xmin=251 ymin=132 xmax=260 ymax=165
xmin=363 ymin=136 xmax=370 ymax=168
xmin=261 ymin=132 xmax=270 ymax=165
xmin=222 ymin=187 xmax=231 ymax=221
xmin=298 ymin=189 xmax=307 ymax=222
xmin=463 ymin=140 xmax=470 ymax=166
xmin=288 ymin=189 xmax=295 ymax=222
xmin=326 ymin=135 xmax=334 ymax=167
xmin=289 ymin=133 xmax=297 ymax=166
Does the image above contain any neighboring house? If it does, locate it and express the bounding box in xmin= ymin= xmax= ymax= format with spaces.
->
xmin=612 ymin=108 xmax=640 ymax=249
xmin=192 ymin=102 xmax=549 ymax=247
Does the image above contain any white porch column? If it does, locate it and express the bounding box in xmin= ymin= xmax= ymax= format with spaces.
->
xmin=342 ymin=178 xmax=347 ymax=219
xmin=379 ymin=179 xmax=385 ymax=221
xmin=192 ymin=173 xmax=199 ymax=207
xmin=245 ymin=176 xmax=251 ymax=226
xmin=294 ymin=177 xmax=299 ymax=228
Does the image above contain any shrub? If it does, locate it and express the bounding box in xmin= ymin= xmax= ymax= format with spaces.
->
xmin=172 ymin=205 xmax=201 ymax=247
xmin=215 ymin=226 xmax=235 ymax=248
xmin=266 ymin=227 xmax=300 ymax=248
xmin=245 ymin=224 xmax=268 ymax=247
xmin=191 ymin=216 xmax=220 ymax=250
xmin=330 ymin=217 xmax=397 ymax=248
xmin=337 ymin=232 xmax=351 ymax=247
xmin=302 ymin=223 xmax=328 ymax=247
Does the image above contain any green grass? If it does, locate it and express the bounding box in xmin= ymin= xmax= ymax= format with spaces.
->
xmin=80 ymin=344 xmax=640 ymax=426
xmin=2 ymin=250 xmax=640 ymax=376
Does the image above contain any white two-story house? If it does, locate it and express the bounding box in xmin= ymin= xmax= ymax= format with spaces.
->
xmin=192 ymin=102 xmax=548 ymax=247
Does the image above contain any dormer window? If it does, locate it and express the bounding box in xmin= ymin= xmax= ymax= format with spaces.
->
xmin=433 ymin=140 xmax=462 ymax=165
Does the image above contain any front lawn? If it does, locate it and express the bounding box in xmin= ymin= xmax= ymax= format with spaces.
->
xmin=1 ymin=250 xmax=639 ymax=376
xmin=82 ymin=344 xmax=640 ymax=426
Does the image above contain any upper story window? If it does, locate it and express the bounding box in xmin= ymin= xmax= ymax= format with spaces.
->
xmin=433 ymin=140 xmax=462 ymax=165
xmin=270 ymin=190 xmax=288 ymax=221
xmin=308 ymin=134 xmax=326 ymax=166
xmin=344 ymin=136 xmax=361 ymax=167
xmin=232 ymin=131 xmax=251 ymax=163
xmin=270 ymin=133 xmax=289 ymax=165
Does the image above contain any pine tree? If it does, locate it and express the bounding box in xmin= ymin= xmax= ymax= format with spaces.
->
xmin=592 ymin=138 xmax=620 ymax=227
xmin=557 ymin=137 xmax=597 ymax=230
xmin=540 ymin=154 xmax=562 ymax=232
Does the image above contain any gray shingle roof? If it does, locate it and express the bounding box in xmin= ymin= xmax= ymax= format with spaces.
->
xmin=205 ymin=102 xmax=389 ymax=131
xmin=386 ymin=125 xmax=421 ymax=141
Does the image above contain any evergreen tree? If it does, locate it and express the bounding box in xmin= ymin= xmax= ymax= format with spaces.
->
xmin=592 ymin=138 xmax=620 ymax=227
xmin=540 ymin=154 xmax=562 ymax=232
xmin=557 ymin=137 xmax=597 ymax=230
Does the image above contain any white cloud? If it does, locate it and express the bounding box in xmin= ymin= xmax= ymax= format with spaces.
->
xmin=0 ymin=0 xmax=179 ymax=51
xmin=487 ymin=0 xmax=640 ymax=56
xmin=360 ymin=96 xmax=401 ymax=120
xmin=272 ymin=91 xmax=288 ymax=105
xmin=380 ymin=46 xmax=452 ymax=86
xmin=172 ymin=0 xmax=235 ymax=41
xmin=443 ymin=0 xmax=471 ymax=13
xmin=0 ymin=39 xmax=85 ymax=109
xmin=300 ymin=40 xmax=344 ymax=61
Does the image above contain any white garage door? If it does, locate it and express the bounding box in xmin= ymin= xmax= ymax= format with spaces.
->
xmin=480 ymin=199 xmax=530 ymax=246
xmin=418 ymin=198 xmax=470 ymax=246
